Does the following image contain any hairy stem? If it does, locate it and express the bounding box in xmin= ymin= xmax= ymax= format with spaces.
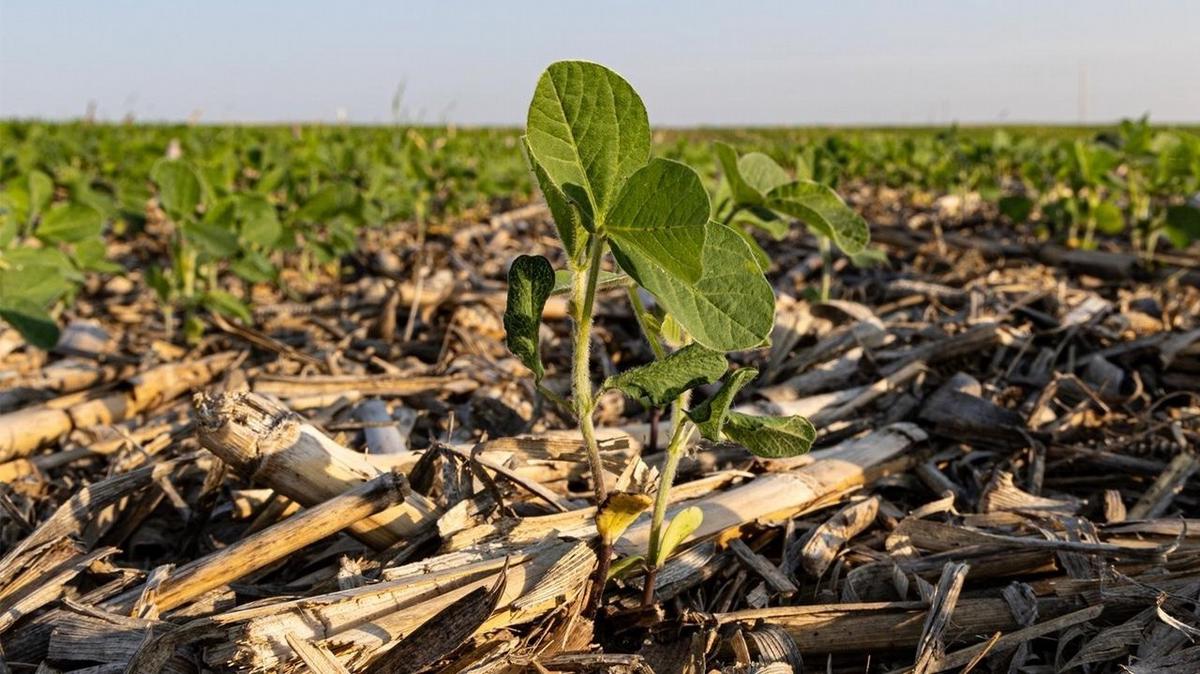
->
xmin=818 ymin=235 xmax=833 ymax=302
xmin=572 ymin=237 xmax=608 ymax=504
xmin=642 ymin=417 xmax=692 ymax=606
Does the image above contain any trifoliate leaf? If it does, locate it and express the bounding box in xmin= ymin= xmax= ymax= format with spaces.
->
xmin=150 ymin=158 xmax=204 ymax=221
xmin=602 ymin=343 xmax=727 ymax=407
xmin=766 ymin=180 xmax=870 ymax=255
xmin=607 ymin=158 xmax=710 ymax=284
xmin=739 ymin=152 xmax=790 ymax=196
xmin=238 ymin=195 xmax=282 ymax=247
xmin=36 ymin=203 xmax=103 ymax=244
xmin=715 ymin=142 xmax=765 ymax=207
xmin=503 ymin=254 xmax=554 ymax=382
xmin=722 ymin=412 xmax=816 ymax=458
xmin=613 ymin=222 xmax=774 ymax=352
xmin=525 ymin=61 xmax=650 ymax=223
xmin=0 ymin=299 xmax=59 ymax=350
xmin=523 ymin=136 xmax=588 ymax=263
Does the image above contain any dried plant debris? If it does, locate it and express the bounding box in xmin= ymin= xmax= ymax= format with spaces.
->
xmin=3 ymin=95 xmax=1200 ymax=674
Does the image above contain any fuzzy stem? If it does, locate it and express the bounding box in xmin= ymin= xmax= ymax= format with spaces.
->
xmin=642 ymin=417 xmax=692 ymax=606
xmin=818 ymin=235 xmax=833 ymax=302
xmin=572 ymin=237 xmax=608 ymax=504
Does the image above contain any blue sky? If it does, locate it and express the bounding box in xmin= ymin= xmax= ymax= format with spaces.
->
xmin=1 ymin=1 xmax=1197 ymax=125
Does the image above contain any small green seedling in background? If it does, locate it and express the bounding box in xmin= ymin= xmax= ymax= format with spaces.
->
xmin=505 ymin=61 xmax=815 ymax=609
xmin=148 ymin=157 xmax=256 ymax=341
xmin=713 ymin=142 xmax=871 ymax=301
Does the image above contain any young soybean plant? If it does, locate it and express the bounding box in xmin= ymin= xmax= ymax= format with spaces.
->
xmin=504 ymin=61 xmax=815 ymax=606
xmin=713 ymin=143 xmax=871 ymax=301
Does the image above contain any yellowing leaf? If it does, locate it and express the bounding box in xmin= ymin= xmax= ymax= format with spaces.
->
xmin=596 ymin=492 xmax=652 ymax=543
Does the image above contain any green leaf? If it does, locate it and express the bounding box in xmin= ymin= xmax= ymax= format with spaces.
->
xmin=687 ymin=367 xmax=759 ymax=441
xmin=602 ymin=343 xmax=727 ymax=407
xmin=36 ymin=203 xmax=103 ymax=243
xmin=849 ymin=246 xmax=890 ymax=269
xmin=183 ymin=220 xmax=239 ymax=258
xmin=739 ymin=153 xmax=790 ymax=196
xmin=72 ymin=238 xmax=122 ymax=273
xmin=728 ymin=225 xmax=771 ymax=272
xmin=0 ymin=249 xmax=75 ymax=307
xmin=998 ymin=195 xmax=1034 ymax=223
xmin=551 ymin=268 xmax=629 ymax=296
xmin=27 ymin=170 xmax=54 ymax=221
xmin=766 ymin=181 xmax=870 ymax=255
xmin=722 ymin=412 xmax=815 ymax=458
xmin=715 ymin=142 xmax=765 ymax=207
xmin=151 ymin=158 xmax=204 ymax=221
xmin=0 ymin=299 xmax=59 ymax=349
xmin=735 ymin=207 xmax=788 ymax=241
xmin=504 ymin=254 xmax=554 ymax=382
xmin=238 ymin=195 xmax=282 ymax=247
xmin=653 ymin=506 xmax=703 ymax=567
xmin=523 ymin=136 xmax=587 ymax=263
xmin=201 ymin=290 xmax=252 ymax=323
xmin=614 ymin=222 xmax=774 ymax=352
xmin=1165 ymin=205 xmax=1200 ymax=242
xmin=1093 ymin=201 xmax=1125 ymax=235
xmin=525 ymin=60 xmax=650 ymax=223
xmin=231 ymin=250 xmax=277 ymax=284
xmin=298 ymin=182 xmax=360 ymax=222
xmin=607 ymin=159 xmax=710 ymax=284
xmin=608 ymin=554 xmax=645 ymax=580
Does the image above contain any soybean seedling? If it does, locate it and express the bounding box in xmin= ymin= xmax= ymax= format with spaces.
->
xmin=713 ymin=143 xmax=871 ymax=301
xmin=505 ymin=61 xmax=816 ymax=611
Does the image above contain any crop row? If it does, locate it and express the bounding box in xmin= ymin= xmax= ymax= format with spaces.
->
xmin=1 ymin=118 xmax=1197 ymax=347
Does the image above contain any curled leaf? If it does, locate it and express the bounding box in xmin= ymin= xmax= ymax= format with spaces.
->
xmin=687 ymin=367 xmax=759 ymax=441
xmin=504 ymin=255 xmax=555 ymax=382
xmin=602 ymin=343 xmax=727 ymax=408
xmin=722 ymin=412 xmax=816 ymax=458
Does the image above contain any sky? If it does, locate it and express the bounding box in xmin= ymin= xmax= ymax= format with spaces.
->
xmin=1 ymin=1 xmax=1198 ymax=126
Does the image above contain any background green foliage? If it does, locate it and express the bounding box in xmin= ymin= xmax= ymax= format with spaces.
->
xmin=1 ymin=119 xmax=1198 ymax=347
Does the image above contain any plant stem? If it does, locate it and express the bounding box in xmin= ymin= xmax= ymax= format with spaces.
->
xmin=721 ymin=203 xmax=745 ymax=227
xmin=572 ymin=236 xmax=608 ymax=505
xmin=818 ymin=235 xmax=833 ymax=302
xmin=642 ymin=417 xmax=692 ymax=606
xmin=626 ymin=287 xmax=667 ymax=360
